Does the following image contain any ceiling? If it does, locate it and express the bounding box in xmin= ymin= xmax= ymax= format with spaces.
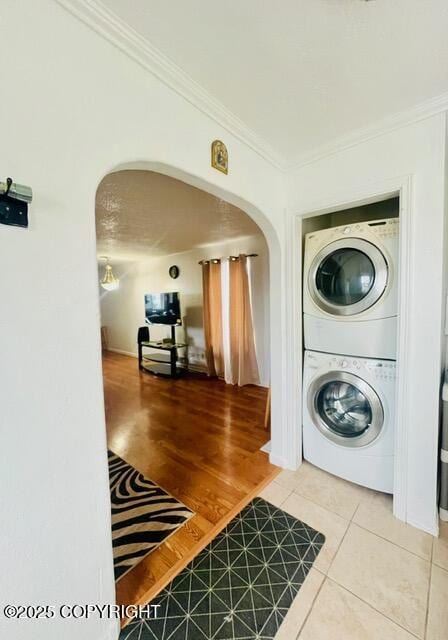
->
xmin=101 ymin=0 xmax=448 ymax=162
xmin=95 ymin=170 xmax=262 ymax=262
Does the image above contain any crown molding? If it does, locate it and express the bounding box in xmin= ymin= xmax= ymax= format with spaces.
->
xmin=54 ymin=0 xmax=285 ymax=170
xmin=54 ymin=0 xmax=448 ymax=176
xmin=286 ymin=91 xmax=448 ymax=172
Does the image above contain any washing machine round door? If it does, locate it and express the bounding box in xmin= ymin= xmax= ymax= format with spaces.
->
xmin=308 ymin=238 xmax=388 ymax=316
xmin=307 ymin=371 xmax=384 ymax=447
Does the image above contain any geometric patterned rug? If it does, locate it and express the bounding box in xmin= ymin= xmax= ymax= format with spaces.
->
xmin=108 ymin=450 xmax=194 ymax=582
xmin=120 ymin=497 xmax=325 ymax=639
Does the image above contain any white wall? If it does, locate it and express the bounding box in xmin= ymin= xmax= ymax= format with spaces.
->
xmin=2 ymin=2 xmax=447 ymax=637
xmin=0 ymin=3 xmax=285 ymax=640
xmin=99 ymin=234 xmax=271 ymax=386
xmin=286 ymin=113 xmax=447 ymax=535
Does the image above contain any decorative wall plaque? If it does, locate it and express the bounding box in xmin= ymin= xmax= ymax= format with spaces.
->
xmin=211 ymin=140 xmax=228 ymax=174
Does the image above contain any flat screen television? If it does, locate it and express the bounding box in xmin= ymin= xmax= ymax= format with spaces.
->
xmin=144 ymin=292 xmax=181 ymax=326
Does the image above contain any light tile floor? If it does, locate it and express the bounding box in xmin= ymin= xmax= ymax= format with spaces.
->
xmin=258 ymin=461 xmax=448 ymax=640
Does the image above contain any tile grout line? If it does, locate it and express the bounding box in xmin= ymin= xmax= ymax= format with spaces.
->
xmin=263 ymin=482 xmax=336 ymax=639
xmin=325 ymin=511 xmax=353 ymax=577
xmin=286 ymin=484 xmax=433 ymax=564
xmin=275 ymin=474 xmax=434 ymax=639
xmin=430 ymin=558 xmax=448 ymax=571
xmin=291 ymin=485 xmax=361 ymax=521
xmin=273 ymin=484 xmax=431 ymax=639
xmin=350 ymin=494 xmax=363 ymax=523
xmin=423 ymin=535 xmax=434 ymax=639
xmin=277 ymin=485 xmax=360 ymax=576
xmin=351 ymin=521 xmax=433 ymax=563
xmin=293 ymin=573 xmax=327 ymax=640
xmin=324 ymin=576 xmax=422 ymax=640
xmin=253 ymin=497 xmax=326 ymax=640
xmin=282 ymin=483 xmax=356 ymax=522
xmin=274 ymin=482 xmax=357 ymax=580
xmin=258 ymin=485 xmax=293 ymax=509
xmin=325 ymin=522 xmax=430 ymax=638
xmin=279 ymin=488 xmax=293 ymax=506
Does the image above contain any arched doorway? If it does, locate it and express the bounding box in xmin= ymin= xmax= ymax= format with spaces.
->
xmin=94 ymin=160 xmax=290 ymax=469
xmin=94 ymin=161 xmax=290 ymax=609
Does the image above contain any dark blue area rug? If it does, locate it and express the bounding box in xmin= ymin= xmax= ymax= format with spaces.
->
xmin=120 ymin=497 xmax=325 ymax=639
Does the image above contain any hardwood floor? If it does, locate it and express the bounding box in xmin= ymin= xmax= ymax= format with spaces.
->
xmin=102 ymin=351 xmax=279 ymax=614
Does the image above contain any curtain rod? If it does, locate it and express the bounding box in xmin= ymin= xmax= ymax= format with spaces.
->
xmin=198 ymin=253 xmax=258 ymax=265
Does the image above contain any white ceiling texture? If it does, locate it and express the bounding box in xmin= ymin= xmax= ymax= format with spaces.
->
xmin=95 ymin=1 xmax=448 ymax=261
xmin=102 ymin=0 xmax=448 ymax=163
xmin=96 ymin=170 xmax=262 ymax=262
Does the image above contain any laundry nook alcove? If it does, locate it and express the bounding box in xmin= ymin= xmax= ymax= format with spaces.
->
xmin=301 ymin=197 xmax=399 ymax=494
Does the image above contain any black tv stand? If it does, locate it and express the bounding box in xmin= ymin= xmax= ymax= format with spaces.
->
xmin=138 ymin=325 xmax=187 ymax=378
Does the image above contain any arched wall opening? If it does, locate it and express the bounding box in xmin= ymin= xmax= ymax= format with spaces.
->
xmin=93 ymin=159 xmax=290 ymax=470
xmin=93 ymin=159 xmax=294 ymax=607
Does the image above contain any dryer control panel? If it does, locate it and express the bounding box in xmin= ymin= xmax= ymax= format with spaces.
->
xmin=305 ymin=217 xmax=399 ymax=245
xmin=367 ymin=218 xmax=399 ymax=240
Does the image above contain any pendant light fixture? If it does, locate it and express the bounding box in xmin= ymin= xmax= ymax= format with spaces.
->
xmin=100 ymin=256 xmax=119 ymax=291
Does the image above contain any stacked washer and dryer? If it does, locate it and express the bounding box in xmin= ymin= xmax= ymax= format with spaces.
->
xmin=302 ymin=217 xmax=399 ymax=493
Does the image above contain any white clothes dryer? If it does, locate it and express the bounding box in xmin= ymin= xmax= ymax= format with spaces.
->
xmin=303 ymin=218 xmax=399 ymax=359
xmin=303 ymin=350 xmax=395 ymax=493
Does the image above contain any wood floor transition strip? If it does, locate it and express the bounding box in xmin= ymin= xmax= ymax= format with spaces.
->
xmin=120 ymin=466 xmax=280 ymax=628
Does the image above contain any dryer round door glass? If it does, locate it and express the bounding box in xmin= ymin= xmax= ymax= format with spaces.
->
xmin=308 ymin=371 xmax=384 ymax=447
xmin=308 ymin=238 xmax=389 ymax=316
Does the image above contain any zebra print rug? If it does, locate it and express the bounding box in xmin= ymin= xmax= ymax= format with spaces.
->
xmin=108 ymin=450 xmax=194 ymax=581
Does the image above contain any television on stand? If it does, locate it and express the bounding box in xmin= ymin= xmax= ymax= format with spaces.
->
xmin=144 ymin=292 xmax=181 ymax=327
xmin=140 ymin=292 xmax=184 ymax=377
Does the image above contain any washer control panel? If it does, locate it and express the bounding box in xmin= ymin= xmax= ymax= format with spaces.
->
xmin=364 ymin=359 xmax=396 ymax=381
xmin=305 ymin=351 xmax=396 ymax=381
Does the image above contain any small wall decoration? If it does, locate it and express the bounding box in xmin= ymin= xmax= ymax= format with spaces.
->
xmin=0 ymin=177 xmax=33 ymax=228
xmin=211 ymin=140 xmax=228 ymax=175
xmin=169 ymin=265 xmax=180 ymax=279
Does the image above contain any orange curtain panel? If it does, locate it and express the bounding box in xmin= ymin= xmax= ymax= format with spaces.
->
xmin=202 ymin=260 xmax=224 ymax=377
xmin=228 ymin=255 xmax=260 ymax=386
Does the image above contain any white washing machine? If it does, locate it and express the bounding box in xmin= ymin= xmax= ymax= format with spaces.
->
xmin=303 ymin=350 xmax=395 ymax=493
xmin=303 ymin=218 xmax=399 ymax=359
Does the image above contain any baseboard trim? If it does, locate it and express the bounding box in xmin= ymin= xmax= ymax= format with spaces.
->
xmin=187 ymin=362 xmax=208 ymax=374
xmin=440 ymin=507 xmax=448 ymax=522
xmin=260 ymin=440 xmax=271 ymax=454
xmin=406 ymin=515 xmax=438 ymax=538
xmin=107 ymin=347 xmax=138 ymax=358
xmin=107 ymin=349 xmax=205 ymax=371
xmin=269 ymin=452 xmax=291 ymax=469
xmin=106 ymin=351 xmax=269 ymax=388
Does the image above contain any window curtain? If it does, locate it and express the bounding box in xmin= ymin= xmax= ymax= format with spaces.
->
xmin=220 ymin=259 xmax=232 ymax=384
xmin=228 ymin=255 xmax=260 ymax=386
xmin=202 ymin=255 xmax=260 ymax=386
xmin=202 ymin=260 xmax=224 ymax=377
